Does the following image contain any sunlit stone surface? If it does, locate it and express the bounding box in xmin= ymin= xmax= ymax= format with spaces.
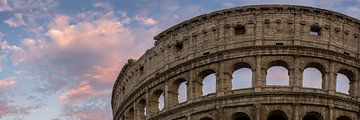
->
xmin=112 ymin=5 xmax=360 ymax=120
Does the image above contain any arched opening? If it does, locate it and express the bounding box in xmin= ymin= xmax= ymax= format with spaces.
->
xmin=200 ymin=117 xmax=213 ymax=120
xmin=126 ymin=108 xmax=134 ymax=120
xmin=178 ymin=81 xmax=187 ymax=103
xmin=337 ymin=116 xmax=352 ymax=120
xmin=336 ymin=69 xmax=354 ymax=94
xmin=232 ymin=62 xmax=252 ymax=90
xmin=267 ymin=110 xmax=288 ymax=120
xmin=302 ymin=63 xmax=324 ymax=89
xmin=200 ymin=70 xmax=216 ymax=96
xmin=152 ymin=89 xmax=165 ymax=112
xmin=266 ymin=61 xmax=290 ymax=86
xmin=232 ymin=112 xmax=250 ymax=120
xmin=302 ymin=112 xmax=323 ymax=120
xmin=138 ymin=99 xmax=146 ymax=119
xmin=158 ymin=92 xmax=165 ymax=111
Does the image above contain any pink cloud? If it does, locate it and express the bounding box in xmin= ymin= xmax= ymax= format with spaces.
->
xmin=0 ymin=99 xmax=42 ymax=119
xmin=3 ymin=13 xmax=26 ymax=28
xmin=0 ymin=77 xmax=17 ymax=88
xmin=59 ymin=81 xmax=93 ymax=102
xmin=22 ymin=38 xmax=36 ymax=47
xmin=134 ymin=15 xmax=157 ymax=26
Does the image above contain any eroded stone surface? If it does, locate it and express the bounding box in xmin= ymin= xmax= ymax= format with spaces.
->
xmin=112 ymin=5 xmax=360 ymax=120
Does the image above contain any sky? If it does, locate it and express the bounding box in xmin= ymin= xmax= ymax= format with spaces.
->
xmin=0 ymin=0 xmax=358 ymax=120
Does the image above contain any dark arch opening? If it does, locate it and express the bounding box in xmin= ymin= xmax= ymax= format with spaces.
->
xmin=268 ymin=110 xmax=288 ymax=120
xmin=138 ymin=99 xmax=146 ymax=119
xmin=126 ymin=108 xmax=134 ymax=120
xmin=302 ymin=112 xmax=323 ymax=120
xmin=152 ymin=89 xmax=165 ymax=112
xmin=200 ymin=117 xmax=213 ymax=120
xmin=232 ymin=112 xmax=250 ymax=120
xmin=337 ymin=116 xmax=351 ymax=120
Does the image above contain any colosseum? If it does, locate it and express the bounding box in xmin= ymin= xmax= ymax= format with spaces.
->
xmin=112 ymin=5 xmax=360 ymax=120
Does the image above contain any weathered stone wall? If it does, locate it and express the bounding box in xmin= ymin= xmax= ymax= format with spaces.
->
xmin=112 ymin=5 xmax=360 ymax=120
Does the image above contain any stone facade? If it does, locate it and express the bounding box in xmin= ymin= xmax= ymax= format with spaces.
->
xmin=112 ymin=5 xmax=360 ymax=120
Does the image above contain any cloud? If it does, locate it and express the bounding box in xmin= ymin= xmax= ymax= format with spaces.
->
xmin=22 ymin=38 xmax=36 ymax=47
xmin=134 ymin=15 xmax=157 ymax=26
xmin=12 ymin=2 xmax=158 ymax=119
xmin=0 ymin=92 xmax=42 ymax=119
xmin=0 ymin=77 xmax=17 ymax=88
xmin=59 ymin=80 xmax=93 ymax=103
xmin=0 ymin=0 xmax=11 ymax=12
xmin=0 ymin=33 xmax=22 ymax=53
xmin=3 ymin=13 xmax=26 ymax=28
xmin=60 ymin=98 xmax=111 ymax=120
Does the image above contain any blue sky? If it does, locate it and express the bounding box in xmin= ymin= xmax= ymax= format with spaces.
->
xmin=0 ymin=0 xmax=358 ymax=120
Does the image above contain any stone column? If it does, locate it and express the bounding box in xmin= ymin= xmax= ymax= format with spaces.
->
xmin=145 ymin=91 xmax=150 ymax=119
xmin=254 ymin=104 xmax=261 ymax=120
xmin=328 ymin=105 xmax=334 ymax=120
xmin=217 ymin=62 xmax=226 ymax=96
xmin=293 ymin=56 xmax=302 ymax=90
xmin=328 ymin=61 xmax=336 ymax=94
xmin=188 ymin=69 xmax=196 ymax=102
xmin=166 ymin=79 xmax=178 ymax=108
xmin=293 ymin=104 xmax=299 ymax=120
xmin=323 ymin=68 xmax=330 ymax=91
xmin=254 ymin=56 xmax=263 ymax=92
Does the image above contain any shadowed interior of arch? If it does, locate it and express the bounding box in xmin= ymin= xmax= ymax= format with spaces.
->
xmin=337 ymin=116 xmax=352 ymax=120
xmin=302 ymin=112 xmax=323 ymax=120
xmin=232 ymin=112 xmax=250 ymax=120
xmin=268 ymin=110 xmax=288 ymax=120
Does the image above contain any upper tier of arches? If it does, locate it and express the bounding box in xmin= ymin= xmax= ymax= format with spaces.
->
xmin=112 ymin=5 xmax=360 ymax=118
xmin=112 ymin=5 xmax=360 ymax=109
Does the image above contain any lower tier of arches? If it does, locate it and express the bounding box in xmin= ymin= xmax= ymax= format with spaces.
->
xmin=141 ymin=91 xmax=360 ymax=120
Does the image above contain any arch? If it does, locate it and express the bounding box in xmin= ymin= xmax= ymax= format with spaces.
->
xmin=152 ymin=89 xmax=165 ymax=112
xmin=336 ymin=69 xmax=354 ymax=94
xmin=199 ymin=69 xmax=216 ymax=96
xmin=302 ymin=63 xmax=324 ymax=89
xmin=266 ymin=60 xmax=290 ymax=86
xmin=231 ymin=112 xmax=250 ymax=120
xmin=138 ymin=99 xmax=146 ymax=119
xmin=267 ymin=110 xmax=288 ymax=120
xmin=126 ymin=108 xmax=135 ymax=120
xmin=200 ymin=117 xmax=214 ymax=120
xmin=169 ymin=78 xmax=187 ymax=104
xmin=337 ymin=116 xmax=352 ymax=120
xmin=178 ymin=80 xmax=187 ymax=103
xmin=302 ymin=111 xmax=323 ymax=120
xmin=232 ymin=62 xmax=252 ymax=90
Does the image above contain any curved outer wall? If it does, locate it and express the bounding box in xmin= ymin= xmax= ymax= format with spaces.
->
xmin=112 ymin=5 xmax=360 ymax=120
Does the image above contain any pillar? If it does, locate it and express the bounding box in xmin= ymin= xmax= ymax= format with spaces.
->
xmin=328 ymin=61 xmax=336 ymax=94
xmin=254 ymin=56 xmax=263 ymax=92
